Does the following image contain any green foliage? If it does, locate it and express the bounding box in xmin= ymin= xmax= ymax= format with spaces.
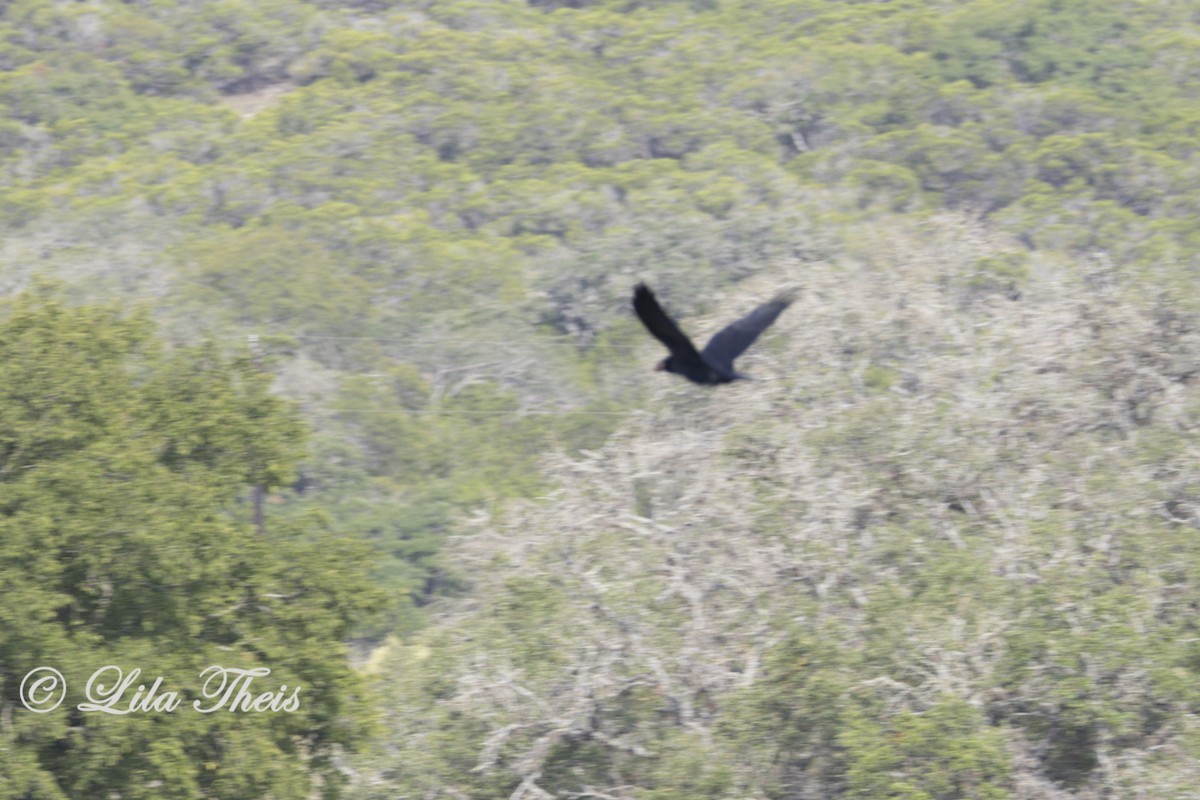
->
xmin=5 ymin=0 xmax=1200 ymax=796
xmin=841 ymin=698 xmax=1010 ymax=800
xmin=0 ymin=286 xmax=378 ymax=800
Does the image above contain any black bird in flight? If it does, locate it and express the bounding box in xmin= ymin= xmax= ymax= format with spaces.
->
xmin=632 ymin=282 xmax=795 ymax=385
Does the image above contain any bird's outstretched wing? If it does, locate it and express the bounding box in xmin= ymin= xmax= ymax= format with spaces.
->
xmin=633 ymin=283 xmax=706 ymax=370
xmin=701 ymin=290 xmax=796 ymax=374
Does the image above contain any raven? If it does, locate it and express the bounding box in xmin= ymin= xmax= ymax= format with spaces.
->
xmin=632 ymin=283 xmax=795 ymax=384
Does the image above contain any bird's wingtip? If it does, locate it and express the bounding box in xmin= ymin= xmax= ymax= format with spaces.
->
xmin=775 ymin=286 xmax=801 ymax=306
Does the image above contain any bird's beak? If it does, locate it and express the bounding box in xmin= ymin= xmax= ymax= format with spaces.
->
xmin=654 ymin=360 xmax=666 ymax=371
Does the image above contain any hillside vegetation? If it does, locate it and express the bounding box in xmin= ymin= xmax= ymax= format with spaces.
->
xmin=365 ymin=227 xmax=1200 ymax=798
xmin=1 ymin=0 xmax=1200 ymax=798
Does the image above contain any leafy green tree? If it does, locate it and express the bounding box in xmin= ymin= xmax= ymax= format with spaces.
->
xmin=841 ymin=697 xmax=1011 ymax=800
xmin=0 ymin=285 xmax=378 ymax=800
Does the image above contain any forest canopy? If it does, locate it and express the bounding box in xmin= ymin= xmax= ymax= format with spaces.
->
xmin=2 ymin=0 xmax=1200 ymax=797
xmin=0 ymin=286 xmax=378 ymax=799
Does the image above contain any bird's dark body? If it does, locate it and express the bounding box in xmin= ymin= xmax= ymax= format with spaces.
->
xmin=657 ymin=354 xmax=737 ymax=384
xmin=632 ymin=283 xmax=795 ymax=385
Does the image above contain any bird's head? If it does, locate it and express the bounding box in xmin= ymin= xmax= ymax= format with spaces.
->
xmin=654 ymin=357 xmax=671 ymax=372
